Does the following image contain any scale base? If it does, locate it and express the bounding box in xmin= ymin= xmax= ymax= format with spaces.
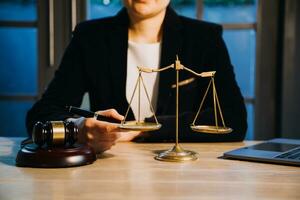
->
xmin=191 ymin=125 xmax=232 ymax=134
xmin=119 ymin=121 xmax=161 ymax=132
xmin=155 ymin=145 xmax=198 ymax=162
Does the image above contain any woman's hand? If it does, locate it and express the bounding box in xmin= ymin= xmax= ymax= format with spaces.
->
xmin=68 ymin=109 xmax=125 ymax=154
xmin=116 ymin=130 xmax=142 ymax=142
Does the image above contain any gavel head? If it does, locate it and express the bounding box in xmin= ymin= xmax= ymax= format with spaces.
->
xmin=32 ymin=121 xmax=78 ymax=147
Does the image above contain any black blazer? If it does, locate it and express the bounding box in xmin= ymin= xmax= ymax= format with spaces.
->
xmin=26 ymin=7 xmax=247 ymax=142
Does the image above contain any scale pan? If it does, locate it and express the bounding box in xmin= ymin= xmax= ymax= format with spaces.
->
xmin=119 ymin=122 xmax=161 ymax=131
xmin=190 ymin=125 xmax=232 ymax=134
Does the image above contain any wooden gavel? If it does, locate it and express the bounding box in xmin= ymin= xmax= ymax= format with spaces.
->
xmin=17 ymin=121 xmax=96 ymax=168
xmin=32 ymin=121 xmax=78 ymax=147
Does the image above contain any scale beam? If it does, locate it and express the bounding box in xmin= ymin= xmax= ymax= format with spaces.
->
xmin=137 ymin=64 xmax=174 ymax=73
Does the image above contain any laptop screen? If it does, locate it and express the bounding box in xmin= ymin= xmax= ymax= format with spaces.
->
xmin=248 ymin=142 xmax=299 ymax=152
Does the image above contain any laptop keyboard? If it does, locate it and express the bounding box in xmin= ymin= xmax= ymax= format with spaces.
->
xmin=275 ymin=147 xmax=300 ymax=160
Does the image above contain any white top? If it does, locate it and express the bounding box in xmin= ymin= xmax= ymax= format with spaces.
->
xmin=126 ymin=40 xmax=161 ymax=121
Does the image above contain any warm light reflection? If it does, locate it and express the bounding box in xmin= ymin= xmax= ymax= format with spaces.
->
xmin=66 ymin=155 xmax=84 ymax=164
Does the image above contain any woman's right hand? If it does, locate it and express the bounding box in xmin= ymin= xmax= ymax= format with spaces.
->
xmin=68 ymin=109 xmax=124 ymax=154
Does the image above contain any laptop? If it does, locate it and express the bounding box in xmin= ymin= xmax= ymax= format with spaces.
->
xmin=222 ymin=138 xmax=300 ymax=166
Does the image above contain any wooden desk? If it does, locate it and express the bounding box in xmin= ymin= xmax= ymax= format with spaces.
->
xmin=0 ymin=137 xmax=299 ymax=200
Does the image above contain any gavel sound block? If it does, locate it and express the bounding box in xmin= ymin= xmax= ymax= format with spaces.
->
xmin=16 ymin=121 xmax=96 ymax=168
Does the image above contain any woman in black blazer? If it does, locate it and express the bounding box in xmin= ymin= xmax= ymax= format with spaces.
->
xmin=26 ymin=0 xmax=247 ymax=153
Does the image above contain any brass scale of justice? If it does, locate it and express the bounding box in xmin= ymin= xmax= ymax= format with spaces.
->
xmin=119 ymin=56 xmax=232 ymax=162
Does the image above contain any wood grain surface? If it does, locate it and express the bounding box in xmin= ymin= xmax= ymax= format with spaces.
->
xmin=0 ymin=137 xmax=299 ymax=200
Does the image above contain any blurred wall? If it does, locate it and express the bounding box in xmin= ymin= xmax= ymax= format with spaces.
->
xmin=281 ymin=0 xmax=300 ymax=139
